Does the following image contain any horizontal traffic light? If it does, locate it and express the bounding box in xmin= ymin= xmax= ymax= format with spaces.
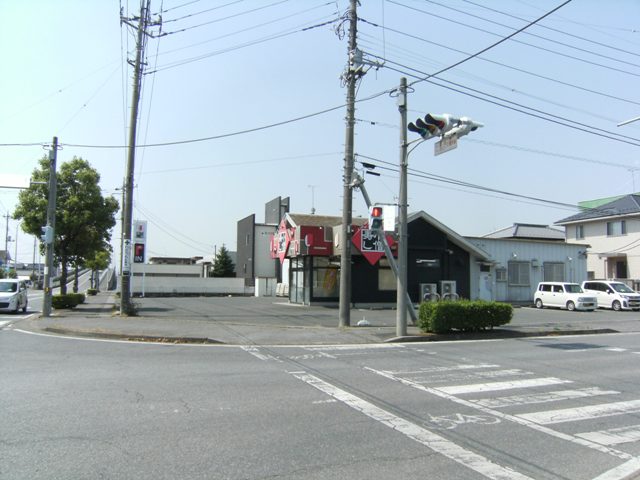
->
xmin=408 ymin=113 xmax=483 ymax=140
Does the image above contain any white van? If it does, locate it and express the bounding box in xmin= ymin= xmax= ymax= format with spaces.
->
xmin=581 ymin=281 xmax=640 ymax=311
xmin=534 ymin=282 xmax=597 ymax=311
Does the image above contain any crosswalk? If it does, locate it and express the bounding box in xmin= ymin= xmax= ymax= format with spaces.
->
xmin=366 ymin=361 xmax=640 ymax=456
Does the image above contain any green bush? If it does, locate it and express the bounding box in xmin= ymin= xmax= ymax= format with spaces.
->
xmin=86 ymin=288 xmax=98 ymax=296
xmin=419 ymin=300 xmax=513 ymax=333
xmin=52 ymin=293 xmax=86 ymax=309
xmin=68 ymin=293 xmax=86 ymax=306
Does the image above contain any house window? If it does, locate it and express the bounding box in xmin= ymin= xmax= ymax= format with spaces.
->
xmin=508 ymin=261 xmax=530 ymax=286
xmin=495 ymin=268 xmax=507 ymax=282
xmin=543 ymin=262 xmax=564 ymax=282
xmin=575 ymin=225 xmax=584 ymax=240
xmin=607 ymin=220 xmax=626 ymax=236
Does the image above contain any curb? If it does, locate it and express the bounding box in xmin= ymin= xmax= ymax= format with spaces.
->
xmin=42 ymin=327 xmax=225 ymax=344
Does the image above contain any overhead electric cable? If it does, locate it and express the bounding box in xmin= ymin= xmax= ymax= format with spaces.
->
xmin=161 ymin=0 xmax=289 ymax=36
xmin=148 ymin=15 xmax=339 ymax=74
xmin=161 ymin=0 xmax=244 ymax=24
xmin=387 ymin=0 xmax=640 ymax=78
xmin=462 ymin=0 xmax=640 ymax=58
xmin=374 ymin=56 xmax=640 ymax=147
xmin=420 ymin=0 xmax=640 ymax=68
xmin=357 ymin=20 xmax=640 ymax=107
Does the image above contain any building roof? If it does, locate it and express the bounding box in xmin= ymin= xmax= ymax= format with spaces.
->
xmin=286 ymin=213 xmax=367 ymax=228
xmin=556 ymin=194 xmax=640 ymax=225
xmin=408 ymin=210 xmax=490 ymax=261
xmin=483 ymin=223 xmax=565 ymax=241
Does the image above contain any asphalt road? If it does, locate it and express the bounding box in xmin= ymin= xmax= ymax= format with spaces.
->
xmin=3 ymin=327 xmax=640 ymax=479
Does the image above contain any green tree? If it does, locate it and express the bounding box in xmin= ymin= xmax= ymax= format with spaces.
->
xmin=85 ymin=250 xmax=111 ymax=290
xmin=14 ymin=156 xmax=119 ymax=294
xmin=212 ymin=245 xmax=235 ymax=277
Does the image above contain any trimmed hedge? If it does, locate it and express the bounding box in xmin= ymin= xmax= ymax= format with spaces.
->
xmin=52 ymin=293 xmax=86 ymax=309
xmin=419 ymin=300 xmax=513 ymax=334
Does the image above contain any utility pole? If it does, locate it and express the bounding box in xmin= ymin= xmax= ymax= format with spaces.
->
xmin=42 ymin=136 xmax=58 ymax=317
xmin=120 ymin=1 xmax=150 ymax=315
xmin=396 ymin=77 xmax=409 ymax=337
xmin=3 ymin=213 xmax=9 ymax=267
xmin=338 ymin=0 xmax=359 ymax=328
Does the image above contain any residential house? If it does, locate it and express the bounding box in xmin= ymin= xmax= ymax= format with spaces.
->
xmin=467 ymin=224 xmax=589 ymax=303
xmin=556 ymin=194 xmax=640 ymax=287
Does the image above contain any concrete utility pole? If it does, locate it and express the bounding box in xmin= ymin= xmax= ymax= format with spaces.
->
xmin=338 ymin=0 xmax=359 ymax=328
xmin=120 ymin=1 xmax=150 ymax=315
xmin=396 ymin=78 xmax=410 ymax=337
xmin=3 ymin=213 xmax=9 ymax=267
xmin=42 ymin=136 xmax=58 ymax=317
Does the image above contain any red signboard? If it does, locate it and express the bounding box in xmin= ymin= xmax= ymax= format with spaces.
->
xmin=351 ymin=226 xmax=395 ymax=265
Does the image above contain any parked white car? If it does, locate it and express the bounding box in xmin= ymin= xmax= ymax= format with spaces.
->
xmin=533 ymin=282 xmax=597 ymax=311
xmin=0 ymin=279 xmax=28 ymax=313
xmin=581 ymin=280 xmax=640 ymax=311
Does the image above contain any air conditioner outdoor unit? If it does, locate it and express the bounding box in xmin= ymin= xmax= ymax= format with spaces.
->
xmin=420 ymin=283 xmax=438 ymax=301
xmin=440 ymin=280 xmax=457 ymax=297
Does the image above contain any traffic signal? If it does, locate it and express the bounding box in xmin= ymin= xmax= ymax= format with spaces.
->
xmin=368 ymin=205 xmax=384 ymax=230
xmin=445 ymin=116 xmax=484 ymax=139
xmin=408 ymin=113 xmax=484 ymax=140
xmin=40 ymin=225 xmax=53 ymax=244
xmin=408 ymin=113 xmax=458 ymax=140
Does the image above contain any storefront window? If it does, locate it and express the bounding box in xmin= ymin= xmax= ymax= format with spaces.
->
xmin=312 ymin=257 xmax=339 ymax=298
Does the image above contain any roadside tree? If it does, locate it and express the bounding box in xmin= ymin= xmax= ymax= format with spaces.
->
xmin=14 ymin=156 xmax=119 ymax=294
xmin=212 ymin=245 xmax=235 ymax=277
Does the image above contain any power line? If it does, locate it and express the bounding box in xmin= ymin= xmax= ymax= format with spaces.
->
xmin=160 ymin=0 xmax=290 ymax=36
xmin=462 ymin=0 xmax=640 ymax=59
xmin=421 ymin=0 xmax=640 ymax=68
xmin=355 ymin=154 xmax=581 ymax=211
xmin=147 ymin=14 xmax=338 ymax=74
xmin=357 ymin=20 xmax=640 ymax=107
xmin=387 ymin=0 xmax=640 ymax=78
xmin=374 ymin=56 xmax=640 ymax=147
xmin=160 ymin=0 xmax=244 ymax=24
xmin=154 ymin=2 xmax=336 ymax=60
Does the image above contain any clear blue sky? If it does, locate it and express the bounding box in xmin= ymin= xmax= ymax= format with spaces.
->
xmin=1 ymin=0 xmax=639 ymax=265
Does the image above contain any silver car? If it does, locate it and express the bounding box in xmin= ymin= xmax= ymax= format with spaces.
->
xmin=0 ymin=279 xmax=28 ymax=313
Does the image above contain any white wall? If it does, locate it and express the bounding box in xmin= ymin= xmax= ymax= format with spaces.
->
xmin=131 ymin=276 xmax=250 ymax=296
xmin=467 ymin=238 xmax=589 ymax=303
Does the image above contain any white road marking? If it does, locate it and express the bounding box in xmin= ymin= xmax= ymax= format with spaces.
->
xmin=387 ymin=363 xmax=500 ymax=375
xmin=577 ymin=424 xmax=640 ymax=446
xmin=592 ymin=458 xmax=640 ymax=480
xmin=472 ymin=387 xmax=619 ymax=409
xmin=291 ymin=371 xmax=534 ymax=480
xmin=438 ymin=377 xmax=572 ymax=395
xmin=518 ymin=399 xmax=640 ymax=425
xmin=606 ymin=348 xmax=627 ymax=352
xmin=0 ymin=320 xmax=12 ymax=328
xmin=240 ymin=346 xmax=282 ymax=362
xmin=366 ymin=367 xmax=633 ymax=460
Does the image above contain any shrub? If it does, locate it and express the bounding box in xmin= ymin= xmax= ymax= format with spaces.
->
xmin=86 ymin=288 xmax=98 ymax=296
xmin=68 ymin=293 xmax=86 ymax=306
xmin=51 ymin=293 xmax=86 ymax=309
xmin=419 ymin=300 xmax=512 ymax=334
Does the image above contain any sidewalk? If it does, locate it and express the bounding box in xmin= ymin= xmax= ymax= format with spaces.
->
xmin=13 ymin=292 xmax=639 ymax=345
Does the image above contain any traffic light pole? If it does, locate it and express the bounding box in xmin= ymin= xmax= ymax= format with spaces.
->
xmin=353 ymin=173 xmax=417 ymax=325
xmin=396 ymin=78 xmax=409 ymax=337
xmin=42 ymin=136 xmax=58 ymax=317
